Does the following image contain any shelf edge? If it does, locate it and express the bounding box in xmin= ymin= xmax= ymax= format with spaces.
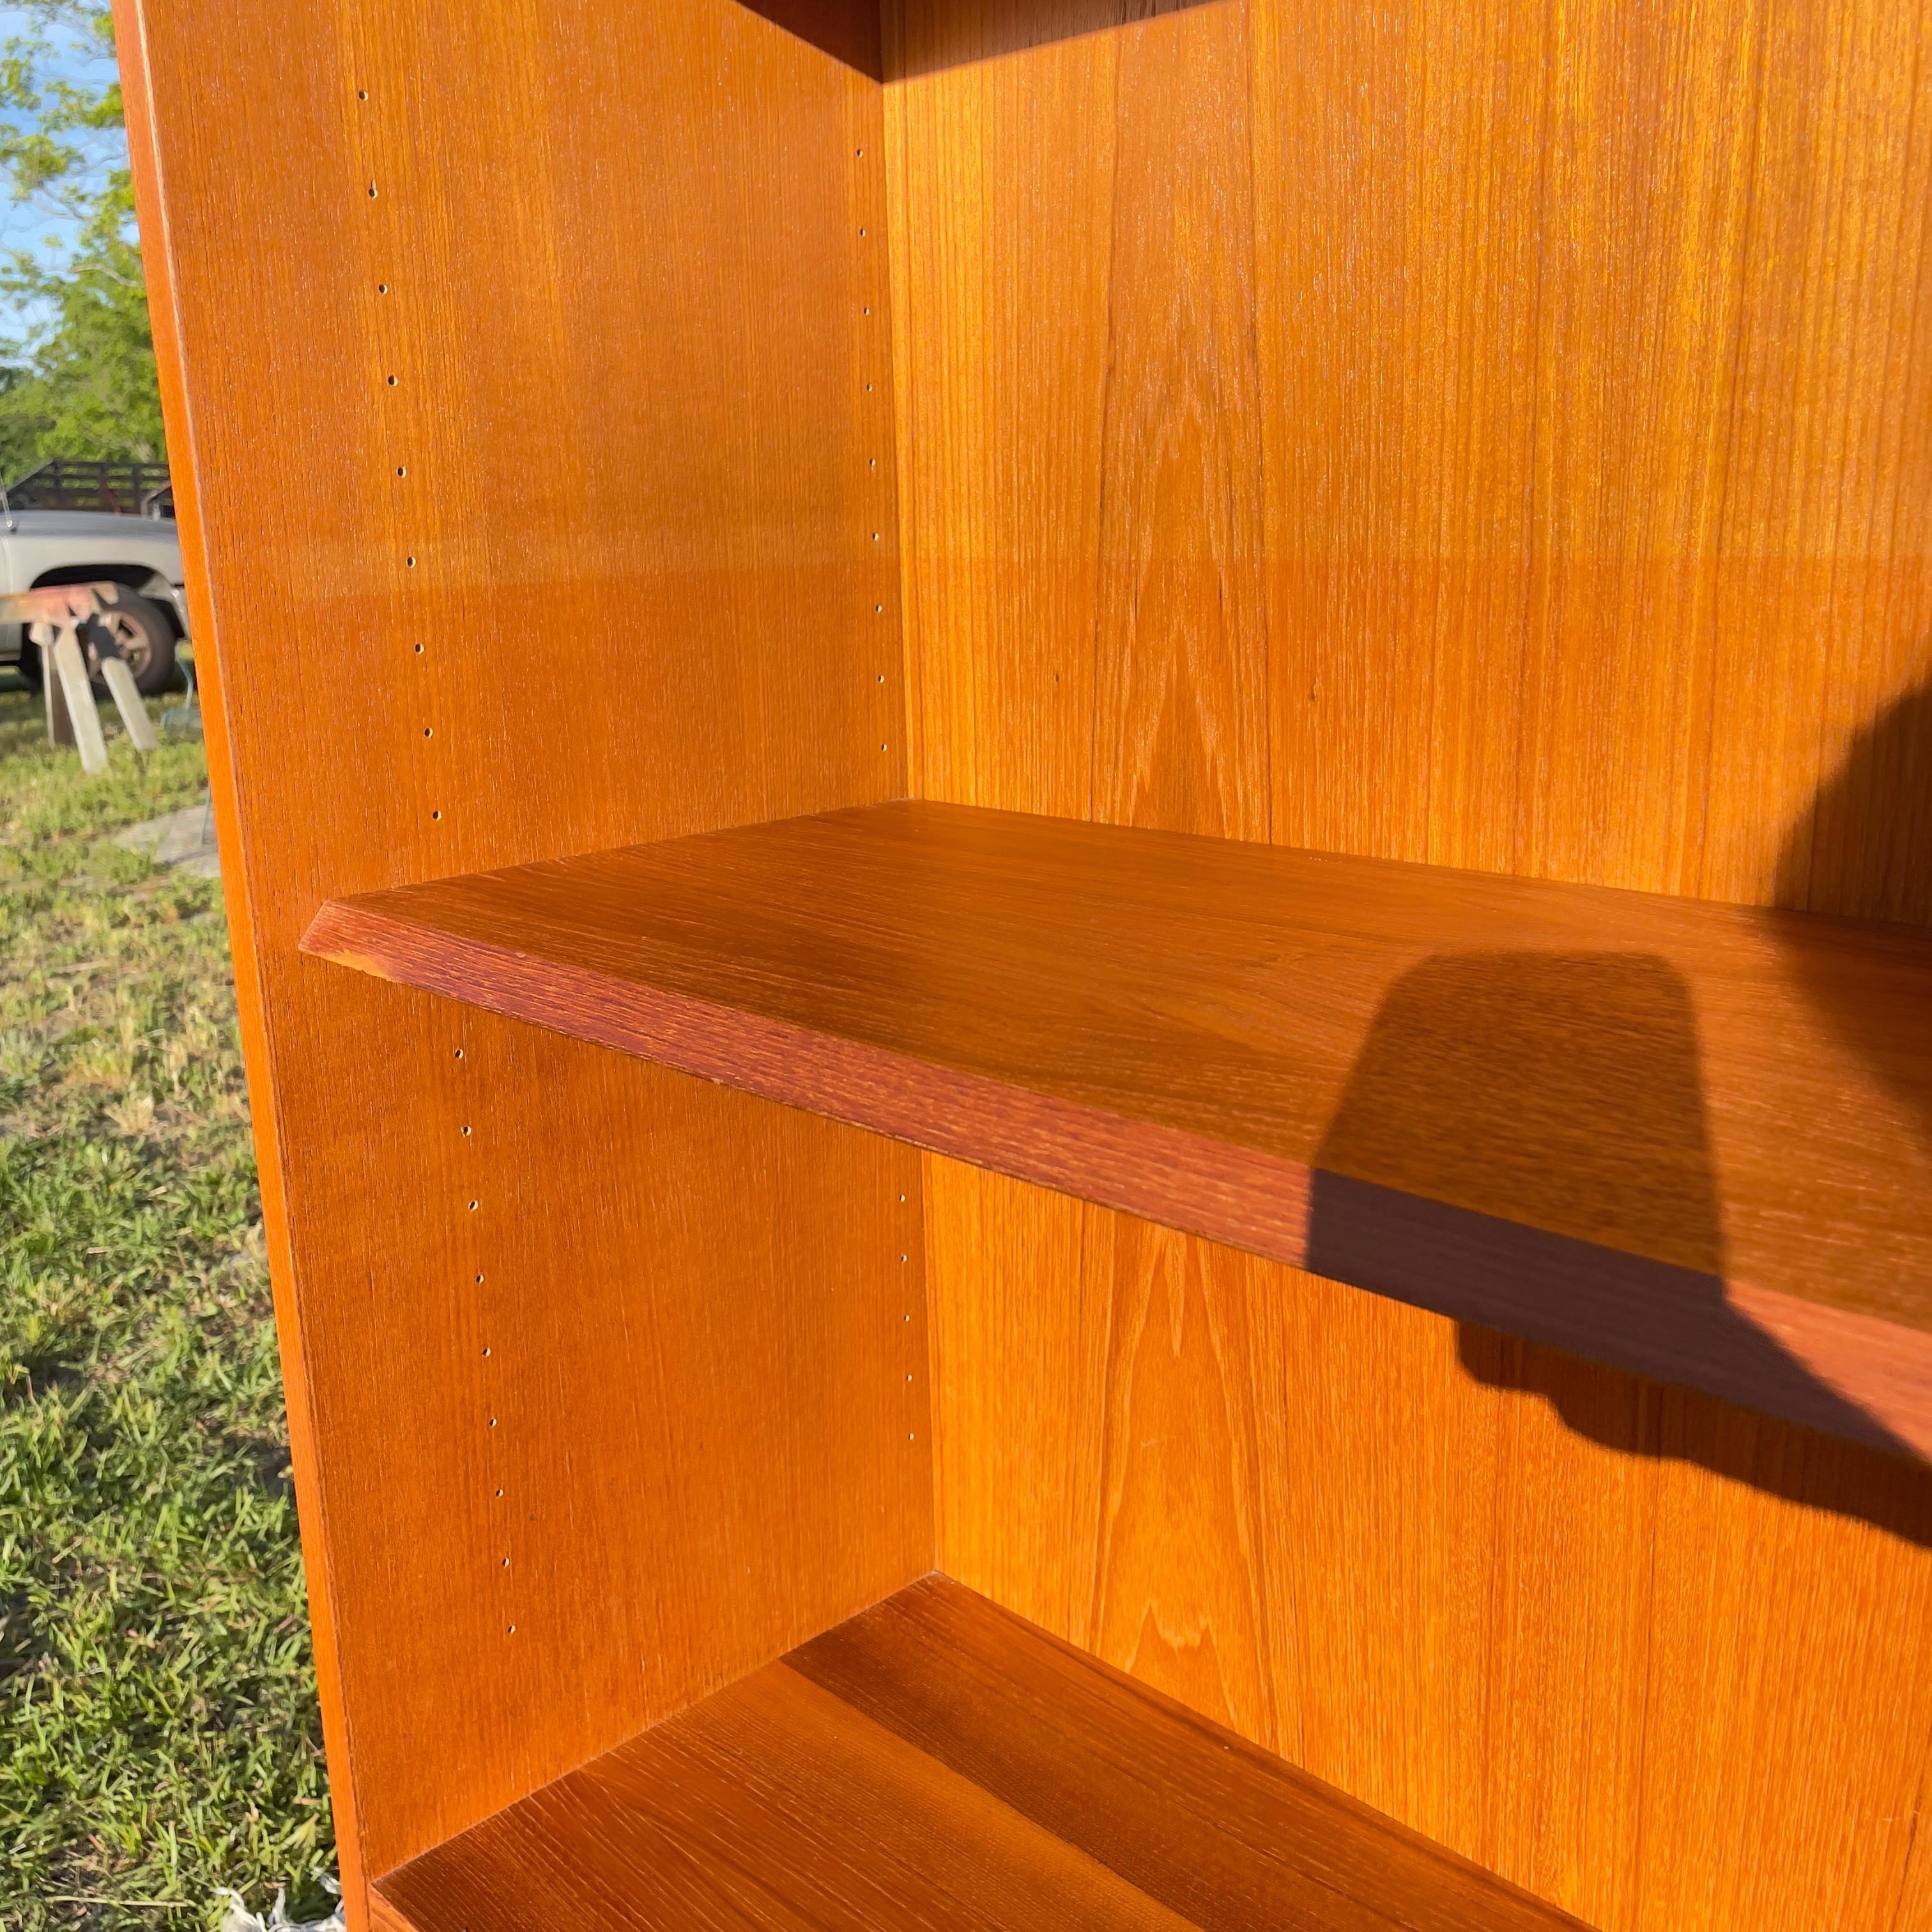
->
xmin=303 ymin=895 xmax=1932 ymax=1463
xmin=302 ymin=893 xmax=1315 ymax=1246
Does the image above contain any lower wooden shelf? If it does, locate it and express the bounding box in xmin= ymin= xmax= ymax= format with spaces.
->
xmin=371 ymin=1575 xmax=1589 ymax=1932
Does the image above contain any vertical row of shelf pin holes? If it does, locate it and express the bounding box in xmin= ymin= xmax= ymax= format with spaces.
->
xmin=857 ymin=146 xmax=891 ymax=757
xmin=365 ymin=80 xmax=492 ymax=1628
xmin=857 ymin=146 xmax=910 ymax=1441
xmin=456 ymin=1044 xmax=512 ymax=1635
xmin=903 ymin=1192 xmax=916 ymax=1443
xmin=358 ymin=85 xmax=439 ymax=826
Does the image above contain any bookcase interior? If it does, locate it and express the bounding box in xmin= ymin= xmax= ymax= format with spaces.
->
xmin=118 ymin=0 xmax=1932 ymax=1926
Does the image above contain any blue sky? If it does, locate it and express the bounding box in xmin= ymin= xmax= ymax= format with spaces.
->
xmin=0 ymin=2 xmax=126 ymax=341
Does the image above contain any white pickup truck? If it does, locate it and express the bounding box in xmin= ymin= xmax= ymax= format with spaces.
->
xmin=0 ymin=506 xmax=188 ymax=695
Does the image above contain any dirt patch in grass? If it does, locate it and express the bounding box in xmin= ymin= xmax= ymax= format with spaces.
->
xmin=0 ymin=686 xmax=334 ymax=1929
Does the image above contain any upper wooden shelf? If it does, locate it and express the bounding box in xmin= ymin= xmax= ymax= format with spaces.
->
xmin=371 ymin=1575 xmax=1589 ymax=1932
xmin=304 ymin=801 xmax=1932 ymax=1460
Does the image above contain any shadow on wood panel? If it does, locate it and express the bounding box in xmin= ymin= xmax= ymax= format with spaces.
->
xmin=1777 ymin=671 xmax=1932 ymax=1023
xmin=730 ymin=0 xmax=1225 ymax=80
xmin=1307 ymin=954 xmax=1932 ymax=1549
xmin=732 ymin=0 xmax=884 ymax=77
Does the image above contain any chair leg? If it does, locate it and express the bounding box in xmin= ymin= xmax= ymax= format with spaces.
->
xmin=100 ymin=652 xmax=160 ymax=753
xmin=51 ymin=627 xmax=109 ymax=774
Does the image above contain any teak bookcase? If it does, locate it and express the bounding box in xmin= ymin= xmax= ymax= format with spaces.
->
xmin=119 ymin=0 xmax=1932 ymax=1926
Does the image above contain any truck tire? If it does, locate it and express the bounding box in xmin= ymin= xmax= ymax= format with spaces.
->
xmin=81 ymin=592 xmax=176 ymax=696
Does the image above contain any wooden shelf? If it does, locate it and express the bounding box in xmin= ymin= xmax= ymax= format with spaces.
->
xmin=371 ymin=1575 xmax=1588 ymax=1932
xmin=305 ymin=801 xmax=1932 ymax=1460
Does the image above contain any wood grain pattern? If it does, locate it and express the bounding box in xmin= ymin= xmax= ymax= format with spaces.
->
xmin=929 ymin=1162 xmax=1932 ymax=1931
xmin=364 ymin=1897 xmax=413 ymax=1932
xmin=309 ymin=799 xmax=1932 ymax=1456
xmin=119 ymin=0 xmax=917 ymax=1909
xmin=890 ymin=6 xmax=1932 ymax=1926
xmin=889 ymin=9 xmax=1119 ymax=819
xmin=378 ymin=1575 xmax=1593 ymax=1932
xmin=1089 ymin=0 xmax=1268 ymax=843
xmin=898 ymin=0 xmax=1932 ymax=907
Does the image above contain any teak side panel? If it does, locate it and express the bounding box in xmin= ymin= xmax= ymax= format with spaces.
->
xmin=271 ymin=997 xmax=930 ymax=1873
xmin=120 ymin=0 xmax=922 ymax=1904
xmin=929 ymin=1160 xmax=1932 ymax=1932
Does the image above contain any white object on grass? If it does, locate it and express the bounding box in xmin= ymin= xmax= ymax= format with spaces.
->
xmin=216 ymin=1874 xmax=344 ymax=1932
xmin=109 ymin=800 xmax=219 ymax=873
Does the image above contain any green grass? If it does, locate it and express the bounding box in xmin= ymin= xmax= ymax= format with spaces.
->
xmin=0 ymin=684 xmax=334 ymax=1930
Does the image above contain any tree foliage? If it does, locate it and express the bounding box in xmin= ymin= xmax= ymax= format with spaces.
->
xmin=0 ymin=3 xmax=162 ymax=482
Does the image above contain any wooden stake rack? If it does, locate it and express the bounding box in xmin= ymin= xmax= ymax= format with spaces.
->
xmin=119 ymin=0 xmax=1932 ymax=1927
xmin=10 ymin=582 xmax=160 ymax=770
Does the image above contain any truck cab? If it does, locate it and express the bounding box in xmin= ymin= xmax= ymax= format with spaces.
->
xmin=0 ymin=502 xmax=187 ymax=695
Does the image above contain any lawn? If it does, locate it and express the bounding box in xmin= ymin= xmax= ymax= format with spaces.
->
xmin=0 ymin=682 xmax=334 ymax=1929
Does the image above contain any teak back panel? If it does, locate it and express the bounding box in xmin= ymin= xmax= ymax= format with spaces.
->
xmin=118 ymin=0 xmax=927 ymax=1909
xmin=891 ymin=3 xmax=1932 ymax=1928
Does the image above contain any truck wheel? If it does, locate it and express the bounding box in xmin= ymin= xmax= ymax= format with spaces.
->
xmin=81 ymin=592 xmax=176 ymax=696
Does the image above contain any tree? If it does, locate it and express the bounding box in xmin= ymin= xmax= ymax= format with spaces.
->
xmin=0 ymin=2 xmax=162 ymax=481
